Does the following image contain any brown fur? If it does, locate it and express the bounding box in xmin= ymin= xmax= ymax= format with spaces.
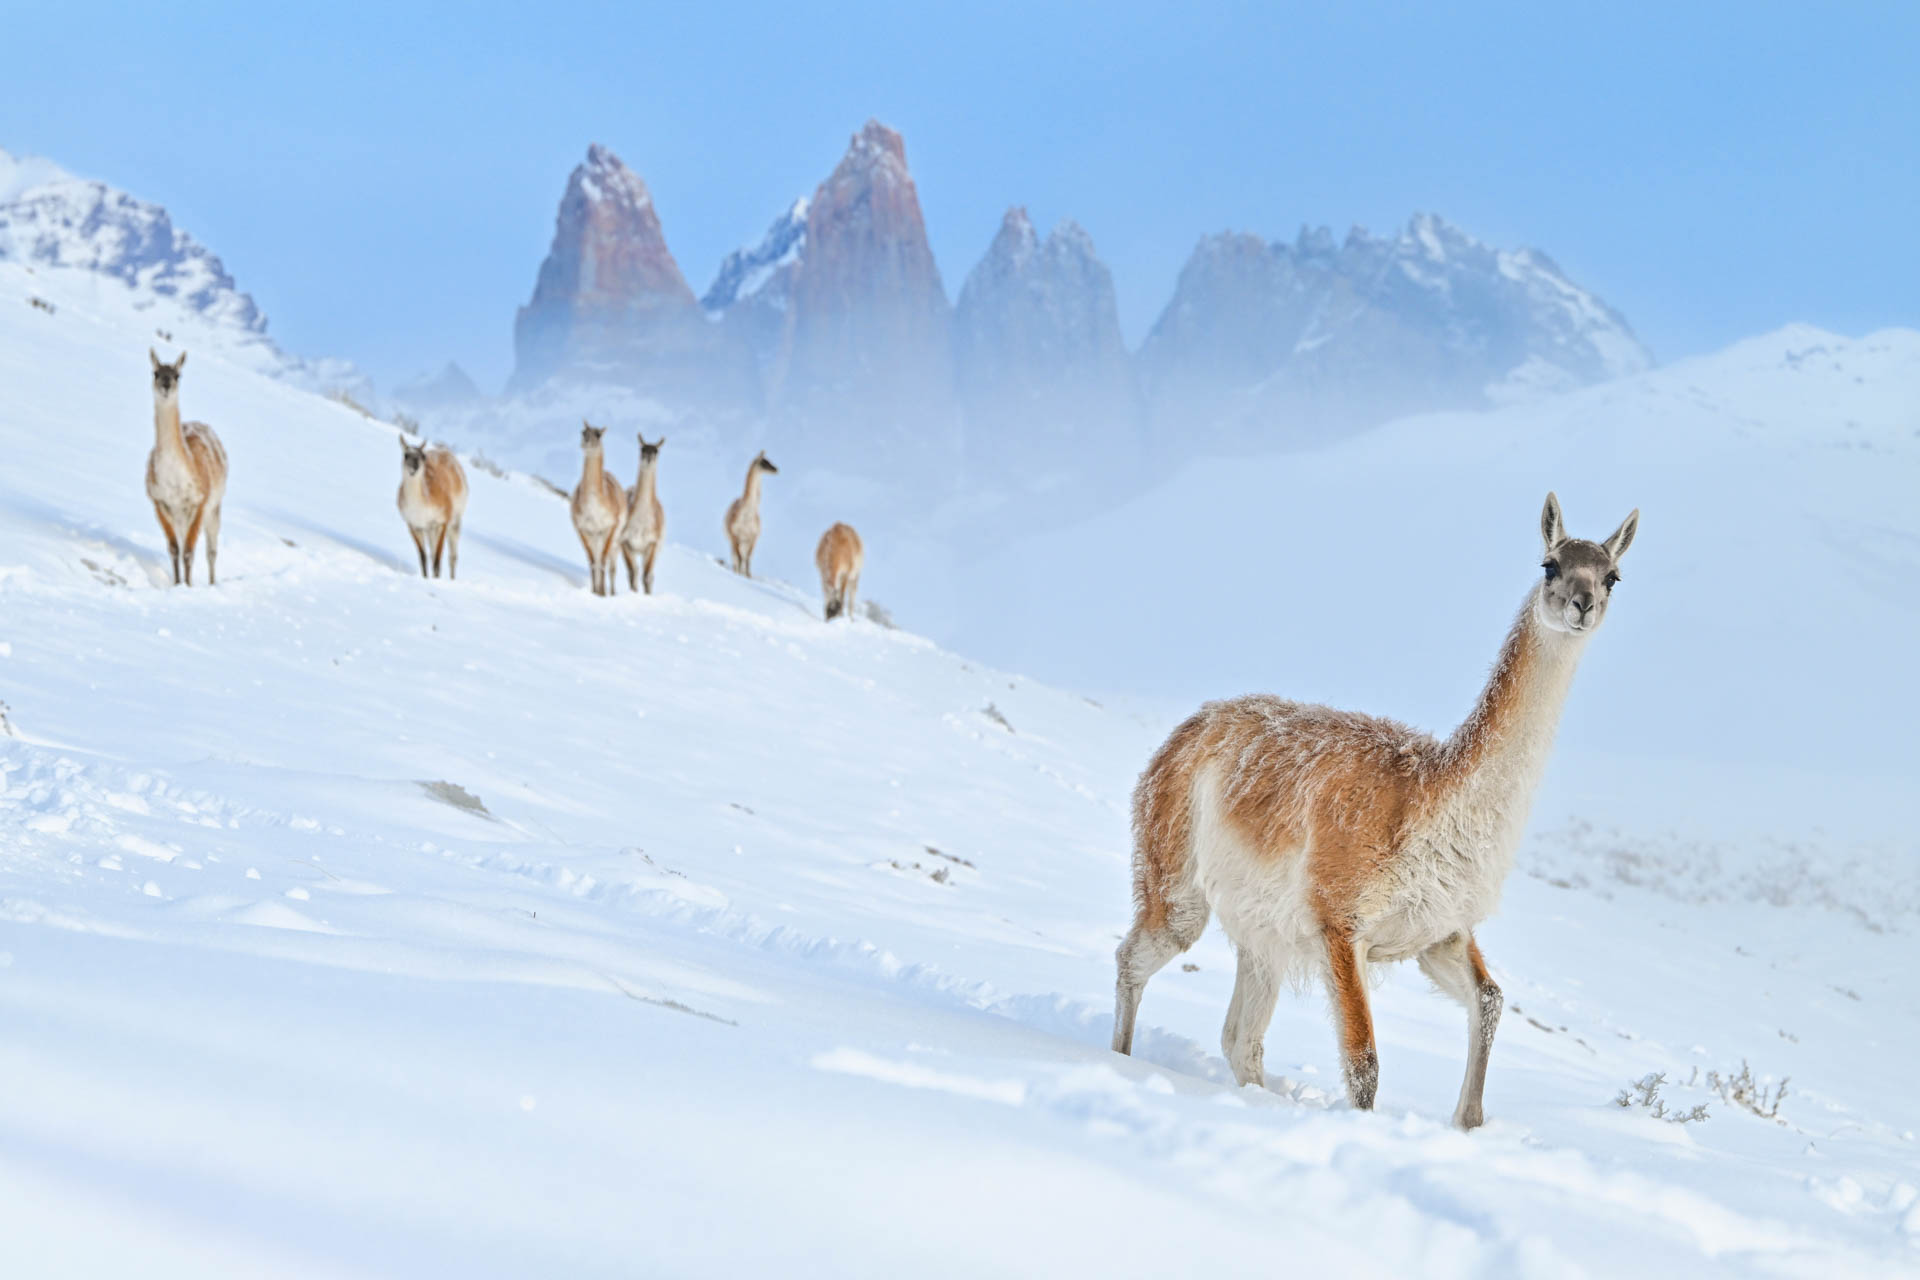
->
xmin=144 ymin=350 xmax=228 ymax=587
xmin=571 ymin=423 xmax=627 ymax=596
xmin=724 ymin=451 xmax=777 ymax=577
xmin=814 ymin=522 xmax=863 ymax=621
xmin=1129 ymin=611 xmax=1540 ymax=937
xmin=397 ymin=442 xmax=468 ymax=579
xmin=1115 ymin=495 xmax=1638 ymax=1127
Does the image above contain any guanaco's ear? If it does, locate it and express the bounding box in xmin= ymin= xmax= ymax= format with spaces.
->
xmin=1604 ymin=508 xmax=1639 ymax=562
xmin=1541 ymin=491 xmax=1566 ymax=553
xmin=173 ymin=352 xmax=187 ymax=372
xmin=656 ymin=436 xmax=666 ymax=448
xmin=150 ymin=348 xmax=162 ymax=370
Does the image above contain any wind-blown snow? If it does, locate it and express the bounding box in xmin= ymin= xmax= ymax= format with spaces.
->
xmin=2 ymin=253 xmax=1918 ymax=1276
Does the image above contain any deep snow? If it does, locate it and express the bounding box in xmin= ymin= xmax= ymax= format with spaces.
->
xmin=3 ymin=258 xmax=1919 ymax=1277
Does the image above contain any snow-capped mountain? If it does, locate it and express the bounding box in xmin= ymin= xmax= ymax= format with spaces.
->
xmin=510 ymin=143 xmax=752 ymax=408
xmin=702 ymin=195 xmax=808 ymax=317
xmin=701 ymin=196 xmax=808 ymax=373
xmin=1139 ymin=214 xmax=1652 ymax=449
xmin=0 ymin=146 xmax=362 ymax=396
xmin=953 ymin=207 xmax=1139 ymax=474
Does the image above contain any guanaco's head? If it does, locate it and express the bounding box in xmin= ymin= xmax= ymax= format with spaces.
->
xmin=1536 ymin=492 xmax=1638 ymax=636
xmin=580 ymin=420 xmax=606 ymax=452
xmin=400 ymin=435 xmax=428 ymax=476
xmin=149 ymin=348 xmax=186 ymax=398
xmin=639 ymin=434 xmax=665 ymax=464
xmin=753 ymin=450 xmax=778 ymax=475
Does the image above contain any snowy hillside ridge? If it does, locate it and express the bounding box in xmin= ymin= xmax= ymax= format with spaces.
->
xmin=702 ymin=196 xmax=808 ymax=314
xmin=0 ymin=147 xmax=266 ymax=334
xmin=0 ymin=145 xmax=367 ymax=400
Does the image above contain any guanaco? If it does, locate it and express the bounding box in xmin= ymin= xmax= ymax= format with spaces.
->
xmin=621 ymin=434 xmax=666 ymax=594
xmin=814 ymin=522 xmax=863 ymax=621
xmin=724 ymin=451 xmax=778 ymax=577
xmin=144 ymin=349 xmax=228 ymax=586
xmin=396 ymin=436 xmax=469 ymax=579
xmin=1112 ymin=494 xmax=1638 ymax=1129
xmin=571 ymin=422 xmax=627 ymax=596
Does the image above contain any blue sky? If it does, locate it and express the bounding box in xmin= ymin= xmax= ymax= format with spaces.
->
xmin=7 ymin=1 xmax=1916 ymax=391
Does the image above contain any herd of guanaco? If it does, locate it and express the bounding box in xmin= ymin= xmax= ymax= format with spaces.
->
xmin=143 ymin=351 xmax=863 ymax=620
xmin=146 ymin=348 xmax=1642 ymax=1131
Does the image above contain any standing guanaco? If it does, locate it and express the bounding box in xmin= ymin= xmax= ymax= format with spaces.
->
xmin=1112 ymin=494 xmax=1638 ymax=1129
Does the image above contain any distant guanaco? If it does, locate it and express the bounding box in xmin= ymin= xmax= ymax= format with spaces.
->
xmin=396 ymin=436 xmax=468 ymax=579
xmin=571 ymin=422 xmax=627 ymax=596
xmin=144 ymin=349 xmax=228 ymax=586
xmin=1112 ymin=494 xmax=1638 ymax=1129
xmin=724 ymin=451 xmax=777 ymax=577
xmin=621 ymin=434 xmax=666 ymax=594
xmin=814 ymin=522 xmax=863 ymax=621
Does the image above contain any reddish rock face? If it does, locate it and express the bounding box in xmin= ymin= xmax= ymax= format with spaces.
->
xmin=512 ymin=144 xmax=748 ymax=404
xmin=773 ymin=120 xmax=958 ymax=460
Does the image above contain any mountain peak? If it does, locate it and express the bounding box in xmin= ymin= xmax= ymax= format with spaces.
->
xmin=511 ymin=144 xmax=739 ymax=396
xmin=842 ymin=119 xmax=909 ymax=177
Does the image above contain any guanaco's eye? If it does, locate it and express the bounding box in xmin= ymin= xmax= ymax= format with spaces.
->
xmin=1542 ymin=562 xmax=1560 ymax=582
xmin=1604 ymin=571 xmax=1620 ymax=590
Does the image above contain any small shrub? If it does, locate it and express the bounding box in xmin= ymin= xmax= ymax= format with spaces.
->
xmin=1708 ymin=1060 xmax=1789 ymax=1122
xmin=1613 ymin=1071 xmax=1709 ymax=1123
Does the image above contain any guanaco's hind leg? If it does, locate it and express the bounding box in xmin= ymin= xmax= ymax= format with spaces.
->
xmin=446 ymin=519 xmax=460 ymax=581
xmin=153 ymin=503 xmax=181 ymax=585
xmin=642 ymin=542 xmax=658 ymax=595
xmin=599 ymin=531 xmax=620 ymax=597
xmin=622 ymin=544 xmax=639 ymax=593
xmin=1323 ymin=923 xmax=1378 ymax=1110
xmin=577 ymin=530 xmax=599 ymax=593
xmin=203 ymin=504 xmax=221 ymax=586
xmin=1418 ymin=931 xmax=1503 ymax=1129
xmin=181 ymin=507 xmax=205 ymax=586
xmin=1112 ymin=886 xmax=1209 ymax=1056
xmin=1221 ymin=945 xmax=1280 ymax=1087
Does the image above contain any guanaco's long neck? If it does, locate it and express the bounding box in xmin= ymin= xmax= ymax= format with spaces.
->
xmin=634 ymin=459 xmax=658 ymax=505
xmin=581 ymin=446 xmax=605 ymax=493
xmin=153 ymin=393 xmax=188 ymax=459
xmin=1431 ymin=595 xmax=1587 ymax=810
xmin=739 ymin=464 xmax=763 ymax=510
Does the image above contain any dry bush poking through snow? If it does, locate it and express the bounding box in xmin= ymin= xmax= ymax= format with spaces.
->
xmin=1708 ymin=1061 xmax=1789 ymax=1122
xmin=1613 ymin=1072 xmax=1710 ymax=1123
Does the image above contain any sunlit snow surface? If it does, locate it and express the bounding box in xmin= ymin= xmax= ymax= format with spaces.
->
xmin=3 ymin=259 xmax=1918 ymax=1276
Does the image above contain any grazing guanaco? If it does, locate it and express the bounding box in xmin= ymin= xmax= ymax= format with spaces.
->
xmin=1112 ymin=494 xmax=1638 ymax=1129
xmin=814 ymin=522 xmax=863 ymax=621
xmin=724 ymin=451 xmax=777 ymax=577
xmin=144 ymin=349 xmax=228 ymax=586
xmin=570 ymin=422 xmax=627 ymax=596
xmin=396 ymin=436 xmax=469 ymax=579
xmin=621 ymin=434 xmax=666 ymax=594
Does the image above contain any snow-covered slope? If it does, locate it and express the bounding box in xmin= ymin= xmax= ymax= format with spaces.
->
xmin=3 ymin=259 xmax=1918 ymax=1276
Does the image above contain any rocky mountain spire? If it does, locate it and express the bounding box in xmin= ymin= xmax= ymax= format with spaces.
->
xmin=511 ymin=144 xmax=749 ymax=405
xmin=772 ymin=120 xmax=957 ymax=463
xmin=954 ymin=207 xmax=1138 ymax=472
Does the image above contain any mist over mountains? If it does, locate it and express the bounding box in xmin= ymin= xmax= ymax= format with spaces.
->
xmin=510 ymin=120 xmax=1650 ymax=484
xmin=1 ymin=126 xmax=1650 ymax=497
